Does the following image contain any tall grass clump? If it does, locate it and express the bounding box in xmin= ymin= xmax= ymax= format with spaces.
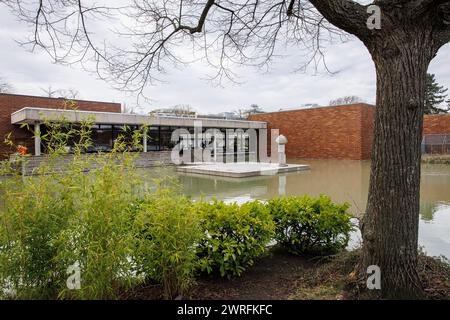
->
xmin=0 ymin=167 xmax=74 ymax=298
xmin=0 ymin=116 xmax=96 ymax=299
xmin=0 ymin=111 xmax=148 ymax=299
xmin=53 ymin=154 xmax=144 ymax=299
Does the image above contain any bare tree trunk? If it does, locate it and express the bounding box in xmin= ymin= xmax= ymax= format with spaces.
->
xmin=361 ymin=37 xmax=435 ymax=299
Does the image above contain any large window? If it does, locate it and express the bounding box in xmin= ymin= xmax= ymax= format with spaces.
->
xmin=147 ymin=126 xmax=160 ymax=151
xmin=112 ymin=125 xmax=140 ymax=151
xmin=37 ymin=123 xmax=259 ymax=157
xmin=40 ymin=123 xmax=79 ymax=153
xmin=90 ymin=124 xmax=113 ymax=152
xmin=160 ymin=126 xmax=177 ymax=151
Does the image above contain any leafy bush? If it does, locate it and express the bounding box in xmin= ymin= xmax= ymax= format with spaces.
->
xmin=0 ymin=107 xmax=356 ymax=299
xmin=268 ymin=195 xmax=353 ymax=255
xmin=196 ymin=200 xmax=275 ymax=278
xmin=0 ymin=173 xmax=73 ymax=299
xmin=132 ymin=185 xmax=201 ymax=299
xmin=53 ymin=156 xmax=143 ymax=299
xmin=0 ymin=118 xmax=94 ymax=299
xmin=0 ymin=116 xmax=146 ymax=299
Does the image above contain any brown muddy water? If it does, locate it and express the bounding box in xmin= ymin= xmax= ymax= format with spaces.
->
xmin=177 ymin=159 xmax=450 ymax=259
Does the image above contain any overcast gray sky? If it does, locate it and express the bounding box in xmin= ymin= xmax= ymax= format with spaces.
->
xmin=1 ymin=4 xmax=450 ymax=115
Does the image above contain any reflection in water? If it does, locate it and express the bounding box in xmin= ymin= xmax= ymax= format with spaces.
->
xmin=419 ymin=203 xmax=450 ymax=258
xmin=179 ymin=160 xmax=372 ymax=216
xmin=176 ymin=159 xmax=450 ymax=258
xmin=420 ymin=202 xmax=437 ymax=222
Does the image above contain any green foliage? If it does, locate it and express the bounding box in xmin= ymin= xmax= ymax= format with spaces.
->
xmin=0 ymin=108 xmax=358 ymax=299
xmin=196 ymin=200 xmax=275 ymax=278
xmin=0 ymin=173 xmax=72 ymax=298
xmin=0 ymin=115 xmax=146 ymax=299
xmin=132 ymin=185 xmax=201 ymax=299
xmin=425 ymin=73 xmax=449 ymax=115
xmin=268 ymin=195 xmax=353 ymax=255
xmin=53 ymin=157 xmax=142 ymax=299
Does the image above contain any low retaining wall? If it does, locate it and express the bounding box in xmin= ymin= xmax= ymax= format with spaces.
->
xmin=9 ymin=151 xmax=174 ymax=175
xmin=422 ymin=154 xmax=450 ymax=164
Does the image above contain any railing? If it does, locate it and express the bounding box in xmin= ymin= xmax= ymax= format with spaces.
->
xmin=422 ymin=134 xmax=450 ymax=154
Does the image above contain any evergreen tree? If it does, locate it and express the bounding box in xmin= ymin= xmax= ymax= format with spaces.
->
xmin=425 ymin=74 xmax=449 ymax=114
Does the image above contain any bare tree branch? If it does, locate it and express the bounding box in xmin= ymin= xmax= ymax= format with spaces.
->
xmin=1 ymin=0 xmax=350 ymax=95
xmin=2 ymin=0 xmax=450 ymax=97
xmin=309 ymin=0 xmax=371 ymax=40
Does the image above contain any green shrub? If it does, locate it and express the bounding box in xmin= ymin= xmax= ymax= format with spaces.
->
xmin=53 ymin=156 xmax=143 ymax=299
xmin=0 ymin=173 xmax=73 ymax=299
xmin=0 ymin=107 xmax=356 ymax=299
xmin=0 ymin=115 xmax=147 ymax=299
xmin=0 ymin=152 xmax=146 ymax=299
xmin=196 ymin=200 xmax=275 ymax=278
xmin=132 ymin=186 xmax=201 ymax=299
xmin=0 ymin=118 xmax=94 ymax=299
xmin=268 ymin=195 xmax=353 ymax=255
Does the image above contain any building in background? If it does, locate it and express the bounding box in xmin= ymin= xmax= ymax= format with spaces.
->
xmin=1 ymin=93 xmax=266 ymax=159
xmin=249 ymin=103 xmax=450 ymax=160
xmin=1 ymin=93 xmax=121 ymax=158
xmin=2 ymin=94 xmax=449 ymax=161
xmin=198 ymin=112 xmax=243 ymax=120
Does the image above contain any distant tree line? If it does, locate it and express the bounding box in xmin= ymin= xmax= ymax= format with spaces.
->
xmin=329 ymin=96 xmax=365 ymax=106
xmin=328 ymin=74 xmax=450 ymax=115
xmin=235 ymin=104 xmax=265 ymax=119
xmin=40 ymin=85 xmax=81 ymax=100
xmin=150 ymin=105 xmax=197 ymax=117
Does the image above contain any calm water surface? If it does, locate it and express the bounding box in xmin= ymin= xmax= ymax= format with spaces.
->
xmin=175 ymin=159 xmax=450 ymax=259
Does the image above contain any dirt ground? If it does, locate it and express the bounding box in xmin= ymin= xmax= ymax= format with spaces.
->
xmin=121 ymin=247 xmax=356 ymax=300
xmin=189 ymin=248 xmax=323 ymax=300
xmin=121 ymin=247 xmax=450 ymax=300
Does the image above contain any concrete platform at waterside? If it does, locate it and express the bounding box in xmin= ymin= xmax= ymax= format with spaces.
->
xmin=177 ymin=162 xmax=310 ymax=178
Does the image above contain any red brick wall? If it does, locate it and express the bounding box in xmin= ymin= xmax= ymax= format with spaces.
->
xmin=249 ymin=104 xmax=375 ymax=160
xmin=361 ymin=105 xmax=375 ymax=160
xmin=423 ymin=114 xmax=450 ymax=154
xmin=250 ymin=104 xmax=450 ymax=160
xmin=0 ymin=93 xmax=121 ymax=158
xmin=423 ymin=114 xmax=450 ymax=134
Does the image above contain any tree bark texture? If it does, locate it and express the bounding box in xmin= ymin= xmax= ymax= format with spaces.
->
xmin=361 ymin=31 xmax=437 ymax=299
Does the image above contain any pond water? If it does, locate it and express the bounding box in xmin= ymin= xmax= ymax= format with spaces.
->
xmin=176 ymin=159 xmax=450 ymax=259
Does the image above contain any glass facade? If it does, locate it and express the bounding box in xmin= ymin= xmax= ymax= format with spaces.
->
xmin=90 ymin=124 xmax=113 ymax=152
xmin=147 ymin=126 xmax=160 ymax=151
xmin=160 ymin=126 xmax=175 ymax=151
xmin=41 ymin=124 xmax=141 ymax=153
xmin=40 ymin=123 xmax=258 ymax=159
xmin=112 ymin=125 xmax=140 ymax=151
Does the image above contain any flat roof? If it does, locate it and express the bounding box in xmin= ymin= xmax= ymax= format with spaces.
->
xmin=259 ymin=103 xmax=376 ymax=115
xmin=0 ymin=92 xmax=120 ymax=106
xmin=11 ymin=107 xmax=267 ymax=129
